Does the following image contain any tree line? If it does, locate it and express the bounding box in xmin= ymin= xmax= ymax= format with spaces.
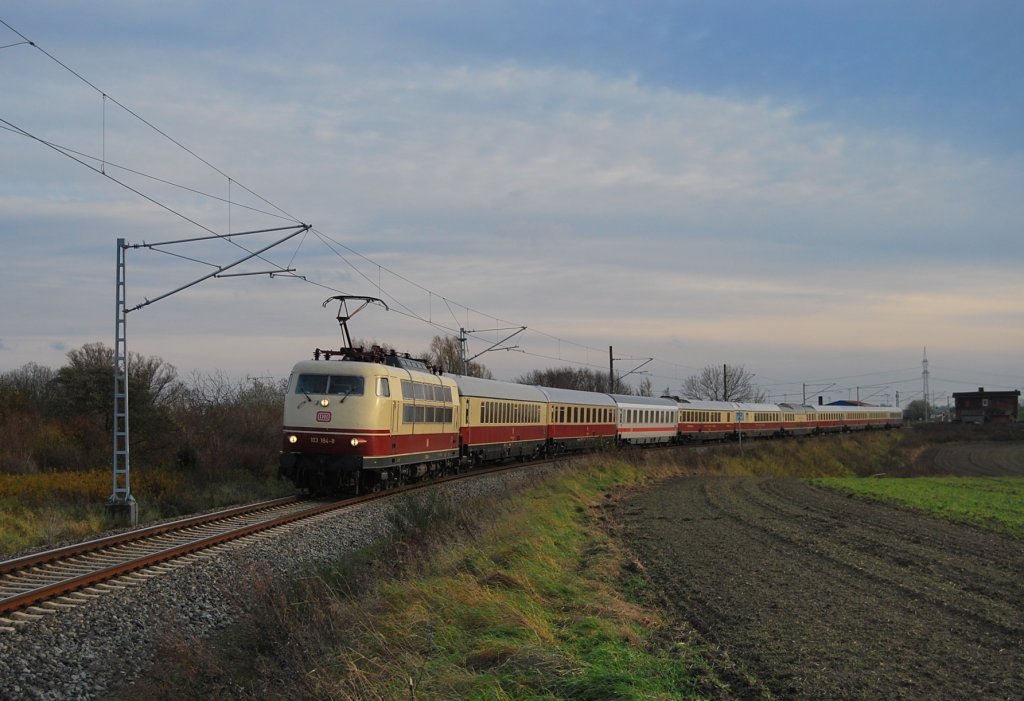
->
xmin=0 ymin=336 xmax=768 ymax=476
xmin=0 ymin=342 xmax=285 ymax=476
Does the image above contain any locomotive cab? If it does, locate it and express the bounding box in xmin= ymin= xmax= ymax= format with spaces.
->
xmin=279 ymin=357 xmax=460 ymax=493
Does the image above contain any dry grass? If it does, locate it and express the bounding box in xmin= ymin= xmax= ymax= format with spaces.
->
xmin=116 ymin=455 xmax=723 ymax=700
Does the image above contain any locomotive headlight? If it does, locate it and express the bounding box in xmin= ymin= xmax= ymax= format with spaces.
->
xmin=288 ymin=435 xmax=298 ymax=444
xmin=350 ymin=438 xmax=366 ymax=446
xmin=319 ymin=399 xmax=330 ymax=407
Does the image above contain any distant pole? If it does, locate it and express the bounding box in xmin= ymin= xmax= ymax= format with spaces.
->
xmin=922 ymin=348 xmax=931 ymax=422
xmin=609 ymin=346 xmax=614 ymax=393
xmin=459 ymin=328 xmax=467 ymax=375
xmin=723 ymin=364 xmax=728 ymax=401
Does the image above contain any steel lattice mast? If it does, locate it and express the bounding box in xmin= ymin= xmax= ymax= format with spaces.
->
xmin=110 ymin=239 xmax=134 ymax=520
xmin=106 ymin=224 xmax=309 ymax=526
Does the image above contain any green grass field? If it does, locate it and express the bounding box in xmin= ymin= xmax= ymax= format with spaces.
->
xmin=814 ymin=476 xmax=1024 ymax=538
xmin=119 ymin=455 xmax=726 ymax=700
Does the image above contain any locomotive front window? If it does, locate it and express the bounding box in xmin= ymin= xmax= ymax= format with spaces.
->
xmin=295 ymin=374 xmax=365 ymax=396
xmin=329 ymin=376 xmax=364 ymax=396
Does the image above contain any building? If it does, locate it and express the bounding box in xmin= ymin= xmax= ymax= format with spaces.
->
xmin=952 ymin=388 xmax=1020 ymax=424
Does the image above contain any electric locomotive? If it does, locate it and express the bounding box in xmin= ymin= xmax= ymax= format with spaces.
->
xmin=279 ymin=349 xmax=460 ymax=492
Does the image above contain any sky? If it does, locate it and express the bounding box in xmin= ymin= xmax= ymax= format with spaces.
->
xmin=2 ymin=1 xmax=1022 ymax=408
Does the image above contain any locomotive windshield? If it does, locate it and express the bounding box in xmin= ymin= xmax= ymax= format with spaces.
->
xmin=295 ymin=374 xmax=365 ymax=396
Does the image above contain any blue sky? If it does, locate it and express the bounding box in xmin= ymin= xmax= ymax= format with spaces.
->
xmin=2 ymin=1 xmax=1022 ymax=406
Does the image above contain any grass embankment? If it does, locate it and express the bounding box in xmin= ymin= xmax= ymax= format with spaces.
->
xmin=58 ymin=428 xmax=1024 ymax=697
xmin=714 ymin=430 xmax=906 ymax=477
xmin=814 ymin=476 xmax=1024 ymax=538
xmin=124 ymin=452 xmax=726 ymax=700
xmin=0 ymin=467 xmax=291 ymax=557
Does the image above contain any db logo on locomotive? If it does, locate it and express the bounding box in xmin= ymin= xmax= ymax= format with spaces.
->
xmin=315 ymin=411 xmax=332 ymax=422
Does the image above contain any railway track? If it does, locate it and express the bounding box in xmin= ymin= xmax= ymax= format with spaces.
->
xmin=0 ymin=461 xmax=533 ymax=624
xmin=0 ymin=495 xmax=339 ymax=621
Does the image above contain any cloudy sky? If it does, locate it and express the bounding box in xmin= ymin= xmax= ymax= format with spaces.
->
xmin=2 ymin=1 xmax=1022 ymax=407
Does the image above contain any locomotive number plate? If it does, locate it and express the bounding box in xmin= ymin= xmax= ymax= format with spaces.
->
xmin=316 ymin=411 xmax=332 ymax=422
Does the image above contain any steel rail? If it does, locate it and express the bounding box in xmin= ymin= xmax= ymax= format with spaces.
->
xmin=0 ymin=461 xmax=536 ymax=617
xmin=0 ymin=495 xmax=302 ymax=577
xmin=0 ymin=498 xmax=343 ymax=616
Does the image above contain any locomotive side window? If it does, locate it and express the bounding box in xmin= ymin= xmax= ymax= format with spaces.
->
xmin=377 ymin=378 xmax=390 ymax=397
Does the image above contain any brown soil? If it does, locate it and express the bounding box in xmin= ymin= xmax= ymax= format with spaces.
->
xmin=914 ymin=442 xmax=1024 ymax=476
xmin=609 ymin=445 xmax=1024 ymax=700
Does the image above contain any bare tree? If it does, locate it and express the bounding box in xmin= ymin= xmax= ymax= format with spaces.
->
xmin=424 ymin=335 xmax=493 ymax=378
xmin=515 ymin=366 xmax=612 ymax=392
xmin=681 ymin=364 xmax=766 ymax=402
xmin=0 ymin=362 xmax=57 ymax=412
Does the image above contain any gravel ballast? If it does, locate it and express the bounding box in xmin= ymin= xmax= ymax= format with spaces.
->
xmin=0 ymin=464 xmax=558 ymax=701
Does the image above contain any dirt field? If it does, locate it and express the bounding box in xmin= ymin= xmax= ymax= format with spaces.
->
xmin=610 ymin=444 xmax=1024 ymax=700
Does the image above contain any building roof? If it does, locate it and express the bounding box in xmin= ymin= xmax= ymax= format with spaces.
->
xmin=951 ymin=388 xmax=1021 ymax=399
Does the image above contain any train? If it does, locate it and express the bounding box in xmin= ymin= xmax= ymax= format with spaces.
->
xmin=278 ymin=343 xmax=903 ymax=493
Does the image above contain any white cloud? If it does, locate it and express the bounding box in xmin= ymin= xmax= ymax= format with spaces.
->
xmin=2 ymin=40 xmax=1022 ymax=401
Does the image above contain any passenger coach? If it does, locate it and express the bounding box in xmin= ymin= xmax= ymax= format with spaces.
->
xmin=454 ymin=375 xmax=548 ymax=464
xmin=538 ymin=386 xmax=617 ymax=454
xmin=611 ymin=394 xmax=678 ymax=446
xmin=675 ymin=399 xmax=735 ymax=442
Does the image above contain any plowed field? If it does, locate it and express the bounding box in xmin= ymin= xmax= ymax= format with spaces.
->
xmin=611 ymin=444 xmax=1024 ymax=700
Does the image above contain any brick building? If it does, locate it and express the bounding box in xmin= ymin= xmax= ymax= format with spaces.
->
xmin=952 ymin=388 xmax=1020 ymax=424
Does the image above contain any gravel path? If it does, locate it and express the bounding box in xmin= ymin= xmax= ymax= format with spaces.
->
xmin=0 ymin=465 xmax=555 ymax=701
xmin=611 ymin=474 xmax=1024 ymax=700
